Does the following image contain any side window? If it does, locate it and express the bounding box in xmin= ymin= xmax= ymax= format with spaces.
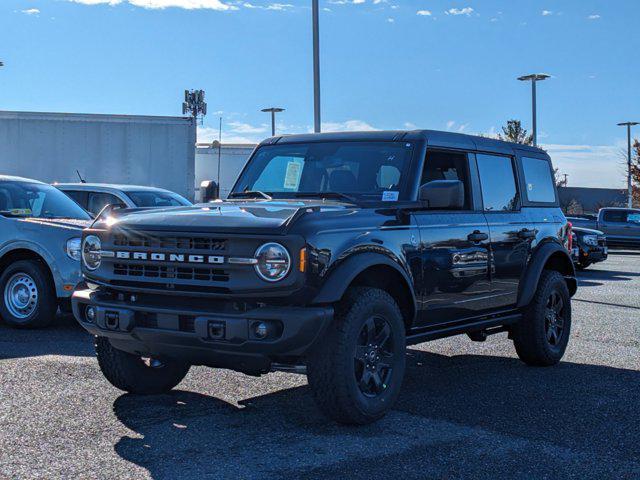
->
xmin=476 ymin=154 xmax=519 ymax=211
xmin=63 ymin=190 xmax=88 ymax=209
xmin=521 ymin=157 xmax=556 ymax=203
xmin=420 ymin=150 xmax=471 ymax=210
xmin=88 ymin=192 xmax=124 ymax=216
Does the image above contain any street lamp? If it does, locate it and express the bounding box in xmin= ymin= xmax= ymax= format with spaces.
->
xmin=261 ymin=107 xmax=285 ymax=136
xmin=312 ymin=0 xmax=321 ymax=133
xmin=517 ymin=73 xmax=550 ymax=146
xmin=618 ymin=121 xmax=639 ymax=208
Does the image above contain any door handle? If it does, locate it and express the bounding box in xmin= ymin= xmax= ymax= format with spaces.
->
xmin=468 ymin=231 xmax=489 ymax=243
xmin=518 ymin=228 xmax=536 ymax=239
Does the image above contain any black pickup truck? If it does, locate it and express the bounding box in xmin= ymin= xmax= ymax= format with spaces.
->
xmin=73 ymin=130 xmax=576 ymax=424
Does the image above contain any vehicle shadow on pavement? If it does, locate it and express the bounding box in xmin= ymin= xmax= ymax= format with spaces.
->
xmin=0 ymin=314 xmax=92 ymax=359
xmin=111 ymin=350 xmax=640 ymax=480
xmin=577 ymin=268 xmax=640 ymax=288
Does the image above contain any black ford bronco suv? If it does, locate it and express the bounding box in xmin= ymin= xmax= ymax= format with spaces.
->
xmin=73 ymin=130 xmax=576 ymax=425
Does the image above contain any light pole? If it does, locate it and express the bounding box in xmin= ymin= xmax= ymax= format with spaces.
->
xmin=618 ymin=121 xmax=639 ymax=208
xmin=261 ymin=107 xmax=285 ymax=136
xmin=517 ymin=73 xmax=550 ymax=146
xmin=312 ymin=0 xmax=321 ymax=133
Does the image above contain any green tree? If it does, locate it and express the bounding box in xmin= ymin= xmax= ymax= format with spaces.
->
xmin=499 ymin=119 xmax=533 ymax=145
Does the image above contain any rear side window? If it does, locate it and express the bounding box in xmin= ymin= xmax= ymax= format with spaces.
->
xmin=476 ymin=154 xmax=519 ymax=211
xmin=603 ymin=210 xmax=640 ymax=223
xmin=522 ymin=157 xmax=556 ymax=203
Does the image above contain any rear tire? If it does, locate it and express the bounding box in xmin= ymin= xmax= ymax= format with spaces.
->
xmin=0 ymin=260 xmax=57 ymax=328
xmin=512 ymin=270 xmax=571 ymax=366
xmin=95 ymin=336 xmax=190 ymax=394
xmin=307 ymin=287 xmax=406 ymax=425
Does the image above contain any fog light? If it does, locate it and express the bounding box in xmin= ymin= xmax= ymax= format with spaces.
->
xmin=86 ymin=306 xmax=96 ymax=323
xmin=254 ymin=322 xmax=268 ymax=339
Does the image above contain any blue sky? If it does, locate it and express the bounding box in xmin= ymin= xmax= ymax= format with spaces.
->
xmin=1 ymin=0 xmax=639 ymax=187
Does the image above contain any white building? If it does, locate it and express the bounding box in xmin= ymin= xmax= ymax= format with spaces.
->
xmin=195 ymin=142 xmax=256 ymax=200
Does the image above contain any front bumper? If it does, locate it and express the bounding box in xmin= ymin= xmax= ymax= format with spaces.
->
xmin=72 ymin=288 xmax=333 ymax=375
xmin=576 ymin=245 xmax=608 ymax=264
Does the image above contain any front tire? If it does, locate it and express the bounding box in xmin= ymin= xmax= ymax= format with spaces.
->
xmin=95 ymin=336 xmax=190 ymax=394
xmin=0 ymin=260 xmax=57 ymax=328
xmin=512 ymin=270 xmax=572 ymax=366
xmin=307 ymin=287 xmax=406 ymax=425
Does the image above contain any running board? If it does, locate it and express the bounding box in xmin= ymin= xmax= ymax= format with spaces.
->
xmin=406 ymin=313 xmax=522 ymax=346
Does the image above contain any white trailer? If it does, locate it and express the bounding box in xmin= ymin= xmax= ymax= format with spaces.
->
xmin=195 ymin=142 xmax=255 ymax=200
xmin=0 ymin=110 xmax=197 ymax=200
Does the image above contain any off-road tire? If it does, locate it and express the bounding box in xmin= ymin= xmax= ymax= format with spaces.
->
xmin=512 ymin=270 xmax=571 ymax=366
xmin=95 ymin=336 xmax=190 ymax=394
xmin=307 ymin=287 xmax=406 ymax=425
xmin=0 ymin=260 xmax=57 ymax=328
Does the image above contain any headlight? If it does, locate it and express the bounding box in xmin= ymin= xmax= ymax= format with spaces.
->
xmin=254 ymin=243 xmax=291 ymax=282
xmin=66 ymin=238 xmax=82 ymax=261
xmin=82 ymin=235 xmax=102 ymax=271
xmin=582 ymin=235 xmax=598 ymax=246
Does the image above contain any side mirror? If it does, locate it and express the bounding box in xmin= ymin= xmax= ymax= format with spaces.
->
xmin=419 ymin=180 xmax=464 ymax=210
xmin=200 ymin=180 xmax=220 ymax=202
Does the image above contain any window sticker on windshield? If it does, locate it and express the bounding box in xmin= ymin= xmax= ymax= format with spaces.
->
xmin=284 ymin=161 xmax=302 ymax=190
xmin=628 ymin=213 xmax=640 ymax=223
xmin=382 ymin=191 xmax=399 ymax=202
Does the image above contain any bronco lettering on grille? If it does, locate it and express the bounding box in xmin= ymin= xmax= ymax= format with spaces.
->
xmin=106 ymin=251 xmax=225 ymax=264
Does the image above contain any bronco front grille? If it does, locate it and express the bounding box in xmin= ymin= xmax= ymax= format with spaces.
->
xmin=113 ymin=263 xmax=229 ymax=282
xmin=112 ymin=234 xmax=227 ymax=252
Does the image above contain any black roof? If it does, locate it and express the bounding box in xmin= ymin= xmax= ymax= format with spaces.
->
xmin=261 ymin=130 xmax=547 ymax=156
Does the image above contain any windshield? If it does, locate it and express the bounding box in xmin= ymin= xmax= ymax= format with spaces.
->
xmin=232 ymin=141 xmax=414 ymax=202
xmin=125 ymin=191 xmax=192 ymax=208
xmin=0 ymin=181 xmax=91 ymax=220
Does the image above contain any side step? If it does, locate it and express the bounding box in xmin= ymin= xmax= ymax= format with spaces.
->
xmin=406 ymin=313 xmax=521 ymax=346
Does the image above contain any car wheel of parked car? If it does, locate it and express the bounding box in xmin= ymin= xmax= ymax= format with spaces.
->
xmin=95 ymin=336 xmax=190 ymax=394
xmin=0 ymin=260 xmax=57 ymax=328
xmin=512 ymin=270 xmax=572 ymax=367
xmin=306 ymin=287 xmax=406 ymax=425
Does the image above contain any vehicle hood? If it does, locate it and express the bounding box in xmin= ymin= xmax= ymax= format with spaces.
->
xmin=572 ymin=226 xmax=604 ymax=236
xmin=19 ymin=217 xmax=92 ymax=232
xmin=95 ymin=200 xmax=354 ymax=234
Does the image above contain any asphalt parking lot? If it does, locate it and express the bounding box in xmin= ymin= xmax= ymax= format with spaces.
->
xmin=1 ymin=253 xmax=639 ymax=480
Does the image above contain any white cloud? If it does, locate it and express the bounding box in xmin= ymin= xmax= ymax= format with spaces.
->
xmin=321 ymin=120 xmax=377 ymax=132
xmin=542 ymin=10 xmax=553 ymax=16
xmin=227 ymin=121 xmax=268 ymax=134
xmin=21 ymin=8 xmax=41 ymax=15
xmin=588 ymin=14 xmax=601 ymax=20
xmin=416 ymin=10 xmax=431 ymax=16
xmin=66 ymin=0 xmax=237 ymax=10
xmin=543 ymin=144 xmax=627 ymax=188
xmin=445 ymin=7 xmax=473 ymax=16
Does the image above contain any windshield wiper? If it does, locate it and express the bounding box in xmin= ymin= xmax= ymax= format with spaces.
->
xmin=293 ymin=192 xmax=359 ymax=204
xmin=228 ymin=191 xmax=273 ymax=200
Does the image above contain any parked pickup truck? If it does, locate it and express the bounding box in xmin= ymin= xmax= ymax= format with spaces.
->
xmin=568 ymin=208 xmax=640 ymax=249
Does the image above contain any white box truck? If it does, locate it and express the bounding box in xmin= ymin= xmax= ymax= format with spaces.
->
xmin=0 ymin=110 xmax=196 ymax=201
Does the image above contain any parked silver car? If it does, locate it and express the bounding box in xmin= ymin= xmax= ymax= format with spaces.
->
xmin=0 ymin=176 xmax=91 ymax=327
xmin=55 ymin=183 xmax=191 ymax=217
